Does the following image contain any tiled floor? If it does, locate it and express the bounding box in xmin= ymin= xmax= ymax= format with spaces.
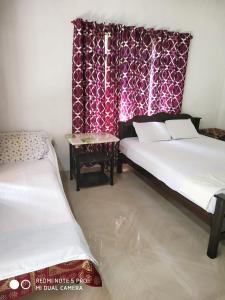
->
xmin=26 ymin=167 xmax=225 ymax=300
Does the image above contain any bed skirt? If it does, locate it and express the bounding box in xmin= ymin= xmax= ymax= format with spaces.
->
xmin=0 ymin=259 xmax=102 ymax=300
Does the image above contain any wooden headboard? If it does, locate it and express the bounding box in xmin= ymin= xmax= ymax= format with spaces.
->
xmin=119 ymin=112 xmax=201 ymax=140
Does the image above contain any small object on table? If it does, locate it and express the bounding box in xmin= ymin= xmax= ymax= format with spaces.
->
xmin=199 ymin=128 xmax=225 ymax=141
xmin=65 ymin=133 xmax=119 ymax=191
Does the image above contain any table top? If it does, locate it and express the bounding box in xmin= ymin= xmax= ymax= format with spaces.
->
xmin=65 ymin=132 xmax=119 ymax=146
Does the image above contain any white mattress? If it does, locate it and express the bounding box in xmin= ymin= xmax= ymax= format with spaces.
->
xmin=0 ymin=140 xmax=97 ymax=280
xmin=120 ymin=136 xmax=225 ymax=213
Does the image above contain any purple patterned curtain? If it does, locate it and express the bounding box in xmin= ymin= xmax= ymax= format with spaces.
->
xmin=106 ymin=25 xmax=153 ymax=124
xmin=72 ymin=19 xmax=192 ymax=135
xmin=72 ymin=19 xmax=106 ymax=134
xmin=148 ymin=31 xmax=192 ymax=115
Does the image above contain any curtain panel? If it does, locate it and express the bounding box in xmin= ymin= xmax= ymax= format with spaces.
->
xmin=148 ymin=30 xmax=192 ymax=115
xmin=72 ymin=19 xmax=106 ymax=134
xmin=106 ymin=25 xmax=153 ymax=125
xmin=71 ymin=18 xmax=192 ymax=135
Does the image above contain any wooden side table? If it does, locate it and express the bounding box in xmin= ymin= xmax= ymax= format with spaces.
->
xmin=199 ymin=128 xmax=225 ymax=141
xmin=65 ymin=133 xmax=119 ymax=191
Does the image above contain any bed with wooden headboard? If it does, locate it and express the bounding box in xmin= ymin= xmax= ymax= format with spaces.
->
xmin=117 ymin=112 xmax=225 ymax=259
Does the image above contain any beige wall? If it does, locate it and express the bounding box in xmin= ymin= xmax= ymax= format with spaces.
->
xmin=0 ymin=0 xmax=225 ymax=170
xmin=217 ymin=78 xmax=225 ymax=130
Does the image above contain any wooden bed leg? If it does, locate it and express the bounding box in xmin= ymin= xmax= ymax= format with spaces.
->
xmin=207 ymin=194 xmax=225 ymax=259
xmin=117 ymin=152 xmax=123 ymax=174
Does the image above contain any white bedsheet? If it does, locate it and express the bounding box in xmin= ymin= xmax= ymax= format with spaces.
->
xmin=120 ymin=136 xmax=225 ymax=214
xmin=0 ymin=141 xmax=97 ymax=280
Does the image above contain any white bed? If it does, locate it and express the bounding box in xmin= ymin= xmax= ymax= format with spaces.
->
xmin=120 ymin=135 xmax=225 ymax=214
xmin=0 ymin=139 xmax=97 ymax=281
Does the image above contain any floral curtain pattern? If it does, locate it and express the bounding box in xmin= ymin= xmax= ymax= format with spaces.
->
xmin=72 ymin=19 xmax=192 ymax=135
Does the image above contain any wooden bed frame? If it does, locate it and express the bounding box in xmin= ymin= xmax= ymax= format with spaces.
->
xmin=117 ymin=112 xmax=225 ymax=259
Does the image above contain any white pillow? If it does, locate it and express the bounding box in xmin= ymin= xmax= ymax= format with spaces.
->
xmin=133 ymin=122 xmax=171 ymax=143
xmin=165 ymin=119 xmax=199 ymax=140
